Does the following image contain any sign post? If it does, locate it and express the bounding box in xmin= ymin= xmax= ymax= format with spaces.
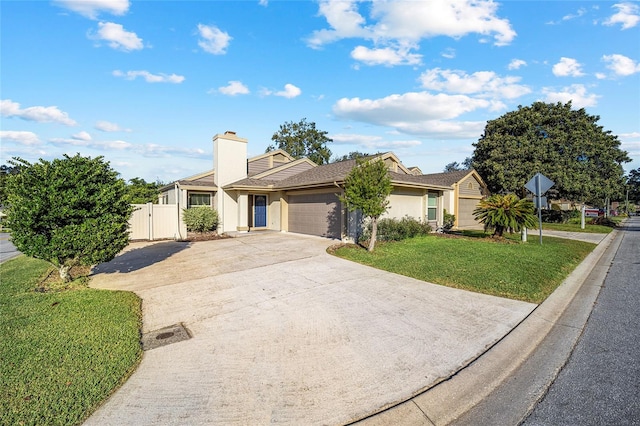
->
xmin=525 ymin=173 xmax=554 ymax=245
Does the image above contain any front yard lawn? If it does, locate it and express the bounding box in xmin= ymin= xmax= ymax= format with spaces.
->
xmin=1 ymin=256 xmax=142 ymax=426
xmin=332 ymin=234 xmax=595 ymax=304
xmin=542 ymin=222 xmax=613 ymax=233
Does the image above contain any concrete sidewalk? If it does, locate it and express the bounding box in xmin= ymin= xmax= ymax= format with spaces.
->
xmin=86 ymin=232 xmax=535 ymax=425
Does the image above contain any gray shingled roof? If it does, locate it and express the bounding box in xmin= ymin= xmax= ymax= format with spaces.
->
xmin=225 ymin=177 xmax=278 ymax=188
xmin=418 ymin=169 xmax=474 ymax=186
xmin=183 ymin=158 xmax=475 ymax=191
xmin=226 ymin=159 xmax=457 ymax=190
xmin=177 ymin=179 xmax=215 ymax=187
xmin=160 ymin=172 xmax=217 ymax=191
xmin=272 ymin=159 xmax=358 ymax=189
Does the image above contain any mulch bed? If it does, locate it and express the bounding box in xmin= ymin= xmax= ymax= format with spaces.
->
xmin=185 ymin=231 xmax=231 ymax=242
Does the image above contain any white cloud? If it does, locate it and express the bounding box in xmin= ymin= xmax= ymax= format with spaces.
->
xmin=602 ymin=54 xmax=640 ymax=76
xmin=0 ymin=130 xmax=40 ymax=145
xmin=72 ymin=131 xmax=92 ymax=141
xmin=54 ymin=0 xmax=129 ymax=19
xmin=563 ymin=7 xmax=587 ymax=21
xmin=620 ymin=132 xmax=640 ymax=161
xmin=351 ymin=45 xmax=422 ymax=66
xmin=542 ymin=84 xmax=599 ymax=108
xmin=262 ymin=84 xmax=301 ymax=99
xmin=333 ymin=91 xmax=492 ymax=138
xmin=552 ymin=57 xmax=585 ymax=77
xmin=93 ymin=22 xmax=143 ymax=51
xmin=258 ymin=0 xmax=268 ymax=6
xmin=369 ymin=0 xmax=516 ymax=45
xmin=50 ymin=137 xmax=133 ymax=149
xmin=112 ymin=70 xmax=185 ymax=83
xmin=306 ymin=0 xmax=516 ymax=66
xmin=508 ymin=59 xmax=527 ymax=70
xmin=50 ymin=137 xmax=91 ymax=147
xmin=331 ymin=133 xmax=422 ymax=150
xmin=218 ymin=81 xmax=250 ymax=96
xmin=95 ymin=120 xmax=131 ymax=132
xmin=138 ymin=144 xmax=208 ymax=158
xmin=441 ymin=48 xmax=456 ymax=59
xmin=419 ymin=68 xmax=531 ymax=99
xmin=1 ymin=99 xmax=77 ymax=126
xmin=197 ymin=24 xmax=231 ymax=55
xmin=46 ymin=137 xmax=208 ymax=159
xmin=306 ymin=0 xmax=369 ymax=48
xmin=603 ymin=2 xmax=640 ymax=30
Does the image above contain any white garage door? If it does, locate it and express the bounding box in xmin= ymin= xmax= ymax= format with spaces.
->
xmin=288 ymin=193 xmax=341 ymax=239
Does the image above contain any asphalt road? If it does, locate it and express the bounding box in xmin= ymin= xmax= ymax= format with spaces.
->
xmin=0 ymin=232 xmax=20 ymax=263
xmin=523 ymin=216 xmax=640 ymax=425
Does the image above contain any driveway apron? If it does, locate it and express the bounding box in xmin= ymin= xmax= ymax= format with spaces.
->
xmin=86 ymin=232 xmax=535 ymax=425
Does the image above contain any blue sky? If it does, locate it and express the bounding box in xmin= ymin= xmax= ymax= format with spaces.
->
xmin=1 ymin=0 xmax=639 ymax=183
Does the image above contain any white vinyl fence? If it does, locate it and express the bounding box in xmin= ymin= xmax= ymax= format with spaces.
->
xmin=129 ymin=203 xmax=187 ymax=240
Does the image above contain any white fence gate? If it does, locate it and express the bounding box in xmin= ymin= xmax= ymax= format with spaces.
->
xmin=129 ymin=203 xmax=187 ymax=241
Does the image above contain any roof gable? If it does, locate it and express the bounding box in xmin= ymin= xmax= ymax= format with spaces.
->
xmin=251 ymin=158 xmax=317 ymax=181
xmin=247 ymin=149 xmax=295 ymax=176
xmin=420 ymin=169 xmax=487 ymax=191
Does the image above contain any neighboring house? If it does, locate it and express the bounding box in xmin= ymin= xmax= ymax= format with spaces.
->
xmin=159 ymin=131 xmax=487 ymax=240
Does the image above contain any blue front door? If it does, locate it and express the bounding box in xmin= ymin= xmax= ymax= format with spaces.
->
xmin=254 ymin=195 xmax=267 ymax=227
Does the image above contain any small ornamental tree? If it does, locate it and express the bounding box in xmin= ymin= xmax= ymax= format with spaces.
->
xmin=5 ymin=154 xmax=133 ymax=281
xmin=473 ymin=193 xmax=537 ymax=238
xmin=340 ymin=158 xmax=392 ymax=252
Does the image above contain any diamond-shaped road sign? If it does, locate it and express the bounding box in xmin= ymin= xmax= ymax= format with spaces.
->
xmin=525 ymin=172 xmax=554 ymax=196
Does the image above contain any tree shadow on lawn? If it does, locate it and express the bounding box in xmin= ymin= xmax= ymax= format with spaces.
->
xmin=91 ymin=240 xmax=191 ymax=275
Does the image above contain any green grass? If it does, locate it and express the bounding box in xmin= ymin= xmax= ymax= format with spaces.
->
xmin=332 ymin=234 xmax=595 ymax=304
xmin=1 ymin=256 xmax=142 ymax=426
xmin=541 ymin=222 xmax=613 ymax=233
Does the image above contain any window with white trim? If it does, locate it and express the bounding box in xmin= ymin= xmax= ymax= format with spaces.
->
xmin=427 ymin=193 xmax=438 ymax=221
xmin=188 ymin=193 xmax=211 ymax=207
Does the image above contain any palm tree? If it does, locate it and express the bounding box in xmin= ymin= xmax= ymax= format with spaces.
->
xmin=473 ymin=193 xmax=537 ymax=238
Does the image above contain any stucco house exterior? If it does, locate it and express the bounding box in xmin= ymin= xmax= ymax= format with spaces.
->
xmin=159 ymin=131 xmax=487 ymax=240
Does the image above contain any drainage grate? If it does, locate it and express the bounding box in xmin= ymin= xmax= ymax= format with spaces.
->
xmin=141 ymin=323 xmax=191 ymax=351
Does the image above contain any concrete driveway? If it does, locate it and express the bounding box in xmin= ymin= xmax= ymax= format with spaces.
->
xmin=87 ymin=232 xmax=535 ymax=425
xmin=0 ymin=232 xmax=21 ymax=263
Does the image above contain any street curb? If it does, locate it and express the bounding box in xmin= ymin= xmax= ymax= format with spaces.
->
xmin=353 ymin=230 xmax=621 ymax=426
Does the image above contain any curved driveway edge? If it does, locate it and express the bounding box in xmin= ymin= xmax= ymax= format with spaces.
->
xmin=86 ymin=232 xmax=535 ymax=425
xmin=355 ymin=229 xmax=618 ymax=425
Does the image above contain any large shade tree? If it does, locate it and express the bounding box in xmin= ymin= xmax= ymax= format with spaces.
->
xmin=266 ymin=118 xmax=333 ymax=165
xmin=125 ymin=177 xmax=164 ymax=204
xmin=5 ymin=154 xmax=133 ymax=281
xmin=0 ymin=164 xmax=20 ymax=208
xmin=472 ymin=102 xmax=630 ymax=204
xmin=627 ymin=168 xmax=640 ymax=204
